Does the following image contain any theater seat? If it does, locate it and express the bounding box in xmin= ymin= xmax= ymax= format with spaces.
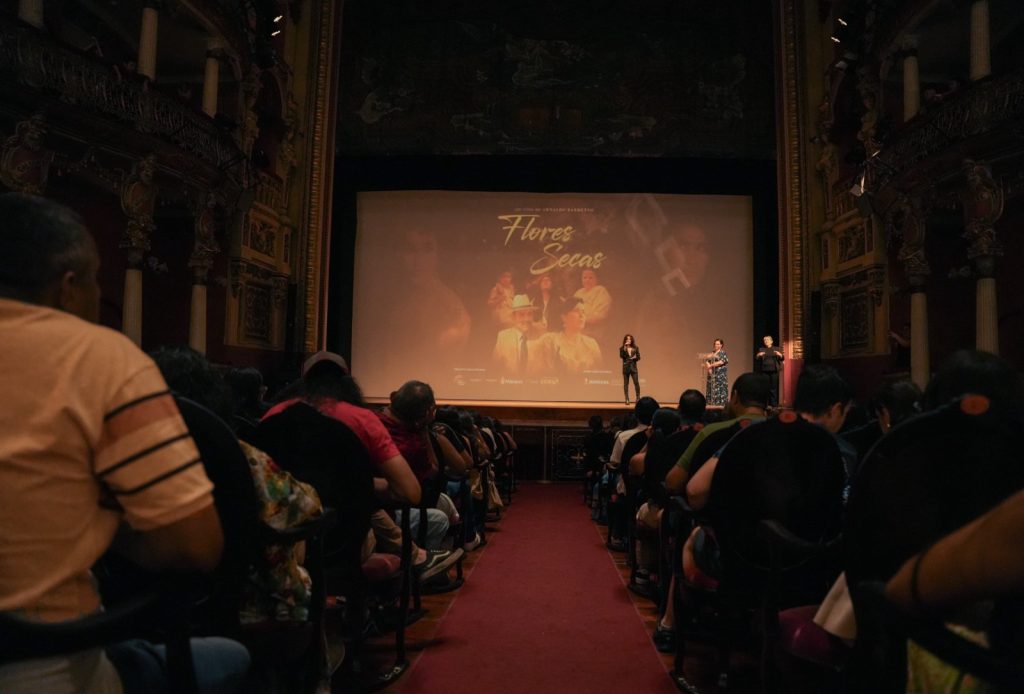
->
xmin=362 ymin=553 xmax=403 ymax=582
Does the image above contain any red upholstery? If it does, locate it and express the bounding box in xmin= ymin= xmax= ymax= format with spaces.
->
xmin=361 ymin=553 xmax=402 ymax=581
xmin=777 ymin=605 xmax=849 ymax=667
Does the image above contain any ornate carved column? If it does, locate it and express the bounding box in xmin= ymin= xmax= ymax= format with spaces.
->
xmin=962 ymin=160 xmax=1003 ymax=354
xmin=970 ymin=0 xmax=991 ymax=81
xmin=901 ymin=36 xmax=920 ymax=122
xmin=119 ymin=156 xmax=157 ymax=345
xmin=893 ymin=195 xmax=931 ymax=388
xmin=188 ymin=195 xmax=219 ymax=354
xmin=138 ymin=2 xmax=160 ymax=81
xmin=201 ymin=39 xmax=224 ymax=118
xmin=18 ymin=0 xmax=44 ymax=29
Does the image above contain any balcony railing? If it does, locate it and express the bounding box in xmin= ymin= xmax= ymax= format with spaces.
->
xmin=873 ymin=72 xmax=1024 ymax=192
xmin=0 ymin=16 xmax=247 ymax=179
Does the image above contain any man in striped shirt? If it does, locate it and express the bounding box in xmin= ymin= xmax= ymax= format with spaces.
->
xmin=0 ymin=194 xmax=246 ymax=693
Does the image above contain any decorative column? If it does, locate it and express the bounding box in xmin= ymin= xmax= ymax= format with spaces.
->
xmin=962 ymin=160 xmax=1003 ymax=354
xmin=201 ymin=39 xmax=223 ymax=117
xmin=893 ymin=195 xmax=931 ymax=389
xmin=969 ymin=0 xmax=991 ymax=81
xmin=119 ymin=156 xmax=158 ymax=345
xmin=188 ymin=195 xmax=219 ymax=353
xmin=18 ymin=0 xmax=44 ymax=29
xmin=137 ymin=2 xmax=160 ymax=81
xmin=901 ymin=35 xmax=920 ymax=122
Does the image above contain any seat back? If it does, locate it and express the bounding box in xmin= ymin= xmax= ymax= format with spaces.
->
xmin=175 ymin=396 xmax=262 ymax=605
xmin=845 ymin=398 xmax=1024 ymax=586
xmin=708 ymin=415 xmax=844 ymax=598
xmin=688 ymin=420 xmax=746 ymax=477
xmin=644 ymin=427 xmax=700 ymax=504
xmin=844 ymin=398 xmax=1024 ymax=691
xmin=252 ymin=402 xmax=375 ymax=566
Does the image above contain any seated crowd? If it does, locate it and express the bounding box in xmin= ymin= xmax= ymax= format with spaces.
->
xmin=0 ymin=194 xmax=516 ymax=693
xmin=585 ymin=344 xmax=1024 ymax=691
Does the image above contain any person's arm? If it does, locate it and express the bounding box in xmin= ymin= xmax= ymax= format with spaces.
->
xmin=665 ymin=464 xmax=688 ymax=493
xmin=628 ymin=444 xmax=648 ymax=477
xmin=435 ymin=430 xmax=469 ymax=476
xmin=665 ymin=433 xmax=703 ymax=492
xmin=685 ymin=456 xmax=719 ymax=510
xmin=886 ymin=489 xmax=1024 ymax=612
xmin=114 ymin=504 xmax=223 ymax=572
xmin=755 ymin=349 xmax=764 ymax=359
xmin=378 ymin=454 xmax=422 ymax=505
xmin=634 ymin=347 xmax=641 ymax=362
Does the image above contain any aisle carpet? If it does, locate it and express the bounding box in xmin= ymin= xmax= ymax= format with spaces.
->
xmin=395 ymin=482 xmax=676 ymax=693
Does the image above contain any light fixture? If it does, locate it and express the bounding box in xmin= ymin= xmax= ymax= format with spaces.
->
xmin=271 ymin=29 xmax=282 ymax=37
xmin=837 ymin=17 xmax=848 ymax=26
xmin=830 ymin=35 xmax=841 ymax=44
xmin=273 ymin=15 xmax=284 ymax=23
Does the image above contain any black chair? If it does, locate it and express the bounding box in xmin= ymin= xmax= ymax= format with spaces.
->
xmin=0 ymin=575 xmax=203 ymax=692
xmin=671 ymin=415 xmax=845 ymax=693
xmin=606 ymin=430 xmax=647 ymax=550
xmin=253 ymin=402 xmax=412 ymax=690
xmin=174 ymin=397 xmax=262 ymax=632
xmin=844 ymin=397 xmax=1024 ymax=692
xmin=639 ymin=427 xmax=701 ymax=607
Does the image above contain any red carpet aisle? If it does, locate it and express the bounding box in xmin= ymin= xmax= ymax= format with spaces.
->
xmin=394 ymin=482 xmax=676 ymax=693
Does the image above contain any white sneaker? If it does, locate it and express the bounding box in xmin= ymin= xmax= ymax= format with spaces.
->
xmin=463 ymin=531 xmax=482 ymax=552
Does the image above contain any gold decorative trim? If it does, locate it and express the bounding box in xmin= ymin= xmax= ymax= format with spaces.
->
xmin=302 ymin=1 xmax=341 ymax=353
xmin=774 ymin=0 xmax=806 ymax=360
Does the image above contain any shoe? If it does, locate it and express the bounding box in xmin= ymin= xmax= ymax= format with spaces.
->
xmin=625 ymin=399 xmax=630 ymax=405
xmin=463 ymin=531 xmax=482 ymax=552
xmin=413 ymin=547 xmax=464 ymax=582
xmin=420 ymin=573 xmax=464 ymax=595
xmin=653 ymin=625 xmax=676 ymax=653
xmin=608 ymin=538 xmax=627 ymax=552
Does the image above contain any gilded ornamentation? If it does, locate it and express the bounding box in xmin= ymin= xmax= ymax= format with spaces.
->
xmin=278 ymin=93 xmax=300 ymax=173
xmin=303 ymin=1 xmax=339 ymax=352
xmin=0 ymin=114 xmax=53 ymax=194
xmin=189 ymin=194 xmax=220 ymax=283
xmin=775 ymin=0 xmax=804 ymax=359
xmin=823 ymin=281 xmax=840 ymax=318
xmin=120 ymin=155 xmax=157 ymax=257
xmin=962 ymin=160 xmax=1004 ymax=265
xmin=889 ymin=194 xmax=931 ymax=286
xmin=876 ymin=74 xmax=1024 ymax=191
xmin=840 ymin=289 xmax=871 ymax=351
xmin=240 ymin=65 xmax=263 ymax=155
xmin=856 ymin=67 xmax=881 ymax=156
xmin=0 ymin=19 xmax=245 ymax=179
xmin=867 ymin=266 xmax=886 ymax=307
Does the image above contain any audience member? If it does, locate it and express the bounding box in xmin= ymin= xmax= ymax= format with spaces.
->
xmin=665 ymin=373 xmax=770 ymax=493
xmin=0 ymin=194 xmax=248 ymax=693
xmin=263 ymin=352 xmax=461 ymax=582
xmin=377 ymin=380 xmax=469 ymax=552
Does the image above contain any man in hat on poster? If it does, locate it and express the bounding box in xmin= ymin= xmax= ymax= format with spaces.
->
xmin=491 ymin=294 xmax=540 ymax=376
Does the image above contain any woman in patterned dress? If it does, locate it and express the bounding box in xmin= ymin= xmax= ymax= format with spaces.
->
xmin=705 ymin=338 xmax=729 ymax=406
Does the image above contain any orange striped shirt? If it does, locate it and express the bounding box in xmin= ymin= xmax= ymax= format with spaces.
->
xmin=0 ymin=299 xmax=214 ymax=621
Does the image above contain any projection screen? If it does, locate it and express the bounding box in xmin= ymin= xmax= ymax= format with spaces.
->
xmin=351 ymin=191 xmax=753 ymax=404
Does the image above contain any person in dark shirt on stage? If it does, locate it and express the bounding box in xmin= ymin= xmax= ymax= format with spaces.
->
xmin=620 ymin=334 xmax=641 ymax=405
xmin=755 ymin=335 xmax=785 ymax=407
